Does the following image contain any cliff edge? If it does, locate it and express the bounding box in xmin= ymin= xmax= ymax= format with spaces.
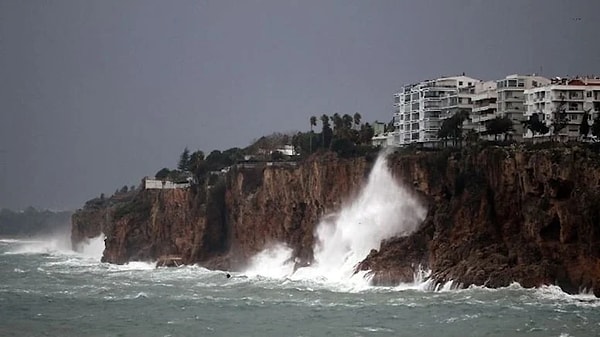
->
xmin=72 ymin=145 xmax=600 ymax=295
xmin=359 ymin=144 xmax=600 ymax=296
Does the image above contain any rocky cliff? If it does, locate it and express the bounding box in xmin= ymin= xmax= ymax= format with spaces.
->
xmin=73 ymin=153 xmax=374 ymax=269
xmin=358 ymin=144 xmax=600 ymax=296
xmin=72 ymin=145 xmax=600 ymax=295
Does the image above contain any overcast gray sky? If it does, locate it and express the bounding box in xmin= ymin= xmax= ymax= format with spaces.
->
xmin=1 ymin=0 xmax=598 ymax=210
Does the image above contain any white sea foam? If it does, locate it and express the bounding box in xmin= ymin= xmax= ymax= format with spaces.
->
xmin=3 ymin=232 xmax=106 ymax=263
xmin=75 ymin=235 xmax=106 ymax=260
xmin=244 ymin=244 xmax=296 ymax=279
xmin=244 ymin=151 xmax=427 ymax=290
xmin=534 ymin=284 xmax=600 ymax=307
xmin=5 ymin=235 xmax=72 ymax=255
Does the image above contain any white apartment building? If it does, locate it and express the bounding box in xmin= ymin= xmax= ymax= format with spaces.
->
xmin=470 ymin=81 xmax=498 ymax=138
xmin=496 ymin=74 xmax=550 ymax=140
xmin=524 ymin=77 xmax=600 ymax=140
xmin=440 ymin=85 xmax=477 ymax=129
xmin=393 ymin=75 xmax=480 ymax=146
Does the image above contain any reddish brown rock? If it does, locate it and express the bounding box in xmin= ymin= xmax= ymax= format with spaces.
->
xmin=72 ymin=145 xmax=600 ymax=295
xmin=359 ymin=145 xmax=600 ymax=295
xmin=74 ymin=153 xmax=373 ymax=271
xmin=223 ymin=153 xmax=371 ymax=268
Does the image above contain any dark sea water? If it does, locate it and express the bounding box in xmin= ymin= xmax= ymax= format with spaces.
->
xmin=1 ymin=237 xmax=599 ymax=337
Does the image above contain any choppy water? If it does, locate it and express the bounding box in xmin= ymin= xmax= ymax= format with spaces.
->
xmin=1 ymin=237 xmax=599 ymax=337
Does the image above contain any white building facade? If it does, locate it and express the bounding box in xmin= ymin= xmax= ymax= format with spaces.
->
xmin=496 ymin=74 xmax=550 ymax=140
xmin=393 ymin=75 xmax=480 ymax=146
xmin=470 ymin=81 xmax=498 ymax=137
xmin=143 ymin=177 xmax=190 ymax=190
xmin=524 ymin=77 xmax=600 ymax=140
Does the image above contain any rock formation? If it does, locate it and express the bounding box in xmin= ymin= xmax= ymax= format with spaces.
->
xmin=359 ymin=145 xmax=600 ymax=296
xmin=72 ymin=144 xmax=600 ymax=295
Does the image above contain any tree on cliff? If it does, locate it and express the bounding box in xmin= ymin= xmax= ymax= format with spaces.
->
xmin=438 ymin=110 xmax=470 ymax=147
xmin=358 ymin=123 xmax=374 ymax=144
xmin=485 ymin=116 xmax=513 ymax=141
xmin=332 ymin=113 xmax=343 ymax=135
xmin=155 ymin=168 xmax=171 ymax=179
xmin=309 ymin=116 xmax=317 ymax=153
xmin=591 ymin=115 xmax=600 ymax=139
xmin=523 ymin=113 xmax=549 ymax=137
xmin=188 ymin=150 xmax=205 ymax=173
xmin=579 ymin=109 xmax=591 ymax=139
xmin=342 ymin=114 xmax=354 ymax=131
xmin=551 ymin=99 xmax=568 ymax=139
xmin=384 ymin=119 xmax=394 ymax=133
xmin=178 ymin=147 xmax=190 ymax=171
xmin=320 ymin=114 xmax=333 ymax=149
xmin=353 ymin=112 xmax=362 ymax=128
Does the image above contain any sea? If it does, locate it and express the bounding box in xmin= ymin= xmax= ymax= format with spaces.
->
xmin=2 ymin=153 xmax=599 ymax=337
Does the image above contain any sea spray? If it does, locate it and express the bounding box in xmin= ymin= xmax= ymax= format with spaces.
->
xmin=245 ymin=151 xmax=427 ymax=285
xmin=5 ymin=231 xmax=106 ymax=262
xmin=76 ymin=234 xmax=106 ymax=260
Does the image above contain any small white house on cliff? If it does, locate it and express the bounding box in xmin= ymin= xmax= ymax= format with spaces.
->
xmin=142 ymin=177 xmax=190 ymax=190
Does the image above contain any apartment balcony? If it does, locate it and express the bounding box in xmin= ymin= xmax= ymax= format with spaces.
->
xmin=471 ymin=114 xmax=497 ymax=124
xmin=501 ymin=96 xmax=525 ymax=102
xmin=472 ymin=89 xmax=493 ymax=97
xmin=423 ymin=102 xmax=442 ymax=108
xmin=423 ymin=107 xmax=442 ymax=113
xmin=552 ymin=94 xmax=584 ymax=102
xmin=423 ymin=92 xmax=442 ymax=99
xmin=472 ymin=105 xmax=496 ymax=113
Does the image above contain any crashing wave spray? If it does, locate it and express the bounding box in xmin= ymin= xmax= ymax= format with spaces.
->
xmin=245 ymin=151 xmax=427 ymax=285
xmin=74 ymin=235 xmax=106 ymax=260
xmin=6 ymin=232 xmax=105 ymax=261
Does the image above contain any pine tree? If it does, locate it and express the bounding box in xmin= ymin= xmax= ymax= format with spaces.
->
xmin=178 ymin=147 xmax=190 ymax=171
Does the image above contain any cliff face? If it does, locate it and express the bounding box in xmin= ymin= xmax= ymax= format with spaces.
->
xmin=358 ymin=145 xmax=600 ymax=295
xmin=221 ymin=154 xmax=370 ymax=269
xmin=72 ymin=145 xmax=600 ymax=295
xmin=74 ymin=153 xmax=372 ymax=269
xmin=98 ymin=185 xmax=230 ymax=265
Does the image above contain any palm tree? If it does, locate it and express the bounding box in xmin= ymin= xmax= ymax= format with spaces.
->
xmin=332 ymin=113 xmax=343 ymax=134
xmin=321 ymin=114 xmax=329 ymax=146
xmin=320 ymin=114 xmax=332 ymax=148
xmin=342 ymin=114 xmax=353 ymax=131
xmin=309 ymin=116 xmax=317 ymax=153
xmin=353 ymin=112 xmax=362 ymax=129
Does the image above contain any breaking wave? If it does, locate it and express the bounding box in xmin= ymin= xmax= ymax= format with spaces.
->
xmin=244 ymin=151 xmax=427 ymax=288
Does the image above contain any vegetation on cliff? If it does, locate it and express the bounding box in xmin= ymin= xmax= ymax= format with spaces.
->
xmin=292 ymin=113 xmax=376 ymax=158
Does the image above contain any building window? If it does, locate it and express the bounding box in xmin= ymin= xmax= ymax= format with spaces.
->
xmin=459 ymin=81 xmax=463 ymax=86
xmin=569 ymin=103 xmax=578 ymax=111
xmin=587 ymin=91 xmax=592 ymax=98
